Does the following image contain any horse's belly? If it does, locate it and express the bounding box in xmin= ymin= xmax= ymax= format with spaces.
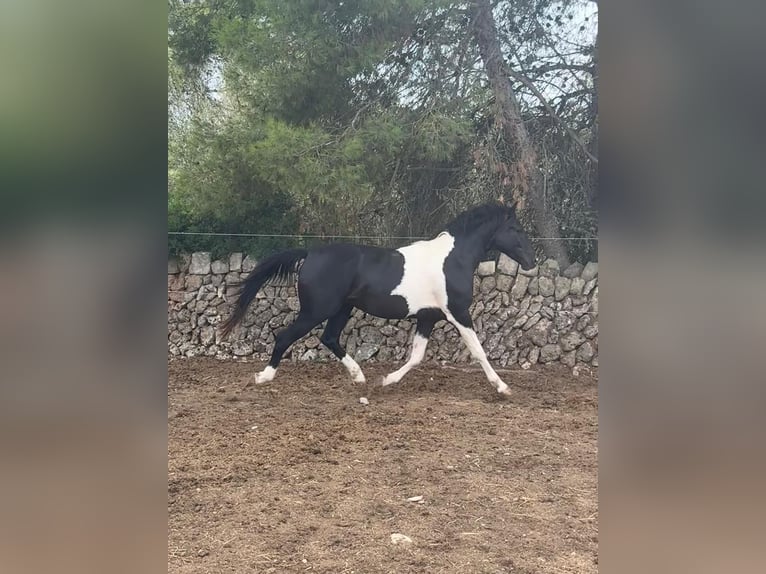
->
xmin=351 ymin=293 xmax=410 ymax=319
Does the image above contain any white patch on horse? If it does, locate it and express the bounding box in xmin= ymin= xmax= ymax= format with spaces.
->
xmin=255 ymin=365 xmax=276 ymax=384
xmin=392 ymin=232 xmax=455 ymax=315
xmin=341 ymin=354 xmax=366 ymax=383
xmin=382 ymin=333 xmax=429 ymax=386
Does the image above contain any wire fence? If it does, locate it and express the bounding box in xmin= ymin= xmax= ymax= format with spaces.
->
xmin=168 ymin=230 xmax=598 ymax=263
xmin=168 ymin=231 xmax=598 ymax=240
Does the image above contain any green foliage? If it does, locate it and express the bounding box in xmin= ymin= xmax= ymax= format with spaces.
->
xmin=168 ymin=0 xmax=598 ymax=260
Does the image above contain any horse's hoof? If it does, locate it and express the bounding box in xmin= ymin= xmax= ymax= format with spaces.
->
xmin=254 ymin=366 xmax=276 ymax=385
xmin=496 ymin=385 xmax=512 ymax=397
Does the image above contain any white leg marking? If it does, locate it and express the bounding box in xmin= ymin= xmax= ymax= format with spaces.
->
xmin=383 ymin=333 xmax=429 ymax=386
xmin=446 ymin=314 xmax=510 ymax=395
xmin=341 ymin=355 xmax=366 ymax=383
xmin=255 ymin=365 xmax=276 ymax=384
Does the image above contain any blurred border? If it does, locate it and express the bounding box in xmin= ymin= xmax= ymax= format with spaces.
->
xmin=602 ymin=0 xmax=766 ymax=572
xmin=0 ymin=1 xmax=167 ymax=573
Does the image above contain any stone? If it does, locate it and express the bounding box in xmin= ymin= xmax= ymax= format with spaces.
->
xmin=242 ymin=255 xmax=257 ymax=272
xmin=518 ymin=264 xmax=538 ymax=277
xmin=495 ymin=274 xmax=513 ymax=292
xmin=359 ymin=397 xmax=369 ymax=406
xmin=229 ymin=253 xmax=243 ymax=272
xmin=554 ymin=277 xmax=572 ymax=301
xmin=538 ymin=276 xmax=554 ymax=297
xmin=301 ymin=349 xmax=318 ymax=361
xmin=168 ymin=259 xmax=179 ymax=274
xmin=576 ymin=341 xmax=595 ymax=362
xmin=561 ymin=350 xmax=576 ymax=367
xmin=304 ymin=336 xmax=320 ymax=349
xmin=199 ymin=326 xmax=215 ymax=346
xmin=497 ymin=254 xmax=519 ymax=276
xmin=518 ymin=295 xmax=531 ymax=315
xmin=360 ymin=325 xmax=384 ymax=344
xmin=211 ymin=259 xmax=229 ymax=274
xmin=528 ymin=319 xmax=551 ymax=346
xmin=528 ymin=277 xmax=539 ymax=295
xmin=571 ymin=304 xmax=589 ymax=318
xmin=562 ymin=262 xmax=584 ymax=278
xmin=355 ymin=343 xmax=378 ymax=361
xmin=390 ymin=533 xmax=413 ymax=545
xmin=560 ymin=331 xmax=586 ymax=351
xmin=185 ymin=275 xmax=203 ymax=290
xmin=378 ymin=324 xmax=394 ymax=337
xmin=539 ymin=258 xmax=560 ymax=278
xmin=569 ymin=277 xmax=585 ymax=296
xmin=540 ymin=344 xmax=562 ymax=363
xmin=528 ymin=346 xmax=540 ymax=364
xmin=554 ymin=313 xmax=573 ymax=332
xmin=581 ymin=262 xmax=599 ymax=282
xmin=583 ymin=278 xmax=597 ymax=296
xmin=510 ymin=275 xmax=530 ymax=299
xmin=480 ymin=276 xmax=496 ymax=294
xmin=189 ymin=252 xmax=211 ymax=275
xmin=576 ymin=314 xmax=592 ymax=330
xmin=583 ymin=324 xmax=598 ymax=339
xmin=528 ymin=296 xmax=543 ymax=316
xmin=477 ymin=260 xmax=496 ymax=276
xmin=178 ymin=253 xmax=191 ymax=273
xmin=232 ymin=341 xmax=253 ymax=356
xmin=522 ymin=314 xmax=541 ymax=330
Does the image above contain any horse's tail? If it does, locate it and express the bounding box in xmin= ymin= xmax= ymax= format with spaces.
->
xmin=219 ymin=248 xmax=308 ymax=339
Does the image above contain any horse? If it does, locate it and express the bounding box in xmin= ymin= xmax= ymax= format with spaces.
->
xmin=220 ymin=202 xmax=536 ymax=395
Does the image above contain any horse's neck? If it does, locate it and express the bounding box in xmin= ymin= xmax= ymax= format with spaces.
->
xmin=447 ymin=229 xmax=492 ymax=270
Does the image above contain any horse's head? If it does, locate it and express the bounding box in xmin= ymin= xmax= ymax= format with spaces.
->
xmin=490 ymin=205 xmax=536 ymax=270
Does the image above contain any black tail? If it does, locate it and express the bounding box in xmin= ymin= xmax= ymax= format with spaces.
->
xmin=219 ymin=248 xmax=307 ymax=339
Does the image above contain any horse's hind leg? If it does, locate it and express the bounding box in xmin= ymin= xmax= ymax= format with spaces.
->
xmin=250 ymin=310 xmax=322 ymax=386
xmin=320 ymin=304 xmax=365 ymax=383
xmin=382 ymin=309 xmax=442 ymax=386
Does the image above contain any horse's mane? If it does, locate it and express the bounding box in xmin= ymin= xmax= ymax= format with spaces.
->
xmin=445 ymin=202 xmax=514 ymax=238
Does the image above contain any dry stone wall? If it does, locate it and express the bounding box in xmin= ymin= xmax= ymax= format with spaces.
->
xmin=168 ymin=252 xmax=598 ymax=369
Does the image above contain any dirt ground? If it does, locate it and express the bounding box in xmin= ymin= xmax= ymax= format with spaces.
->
xmin=168 ymin=358 xmax=598 ymax=574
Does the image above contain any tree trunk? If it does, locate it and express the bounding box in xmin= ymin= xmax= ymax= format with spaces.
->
xmin=470 ymin=0 xmax=570 ymax=267
xmin=588 ymin=31 xmax=599 ymax=209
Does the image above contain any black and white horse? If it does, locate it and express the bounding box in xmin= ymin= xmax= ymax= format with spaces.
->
xmin=220 ymin=202 xmax=536 ymax=395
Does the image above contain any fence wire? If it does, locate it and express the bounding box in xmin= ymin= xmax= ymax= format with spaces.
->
xmin=168 ymin=231 xmax=597 ymax=241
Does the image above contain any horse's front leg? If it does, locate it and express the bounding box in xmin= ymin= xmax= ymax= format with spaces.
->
xmin=382 ymin=310 xmax=442 ymax=386
xmin=444 ymin=308 xmax=510 ymax=396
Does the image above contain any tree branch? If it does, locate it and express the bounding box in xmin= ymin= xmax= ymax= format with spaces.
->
xmin=508 ymin=70 xmax=598 ymax=164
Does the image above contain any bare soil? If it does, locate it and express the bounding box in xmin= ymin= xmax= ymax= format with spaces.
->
xmin=168 ymin=359 xmax=597 ymax=573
